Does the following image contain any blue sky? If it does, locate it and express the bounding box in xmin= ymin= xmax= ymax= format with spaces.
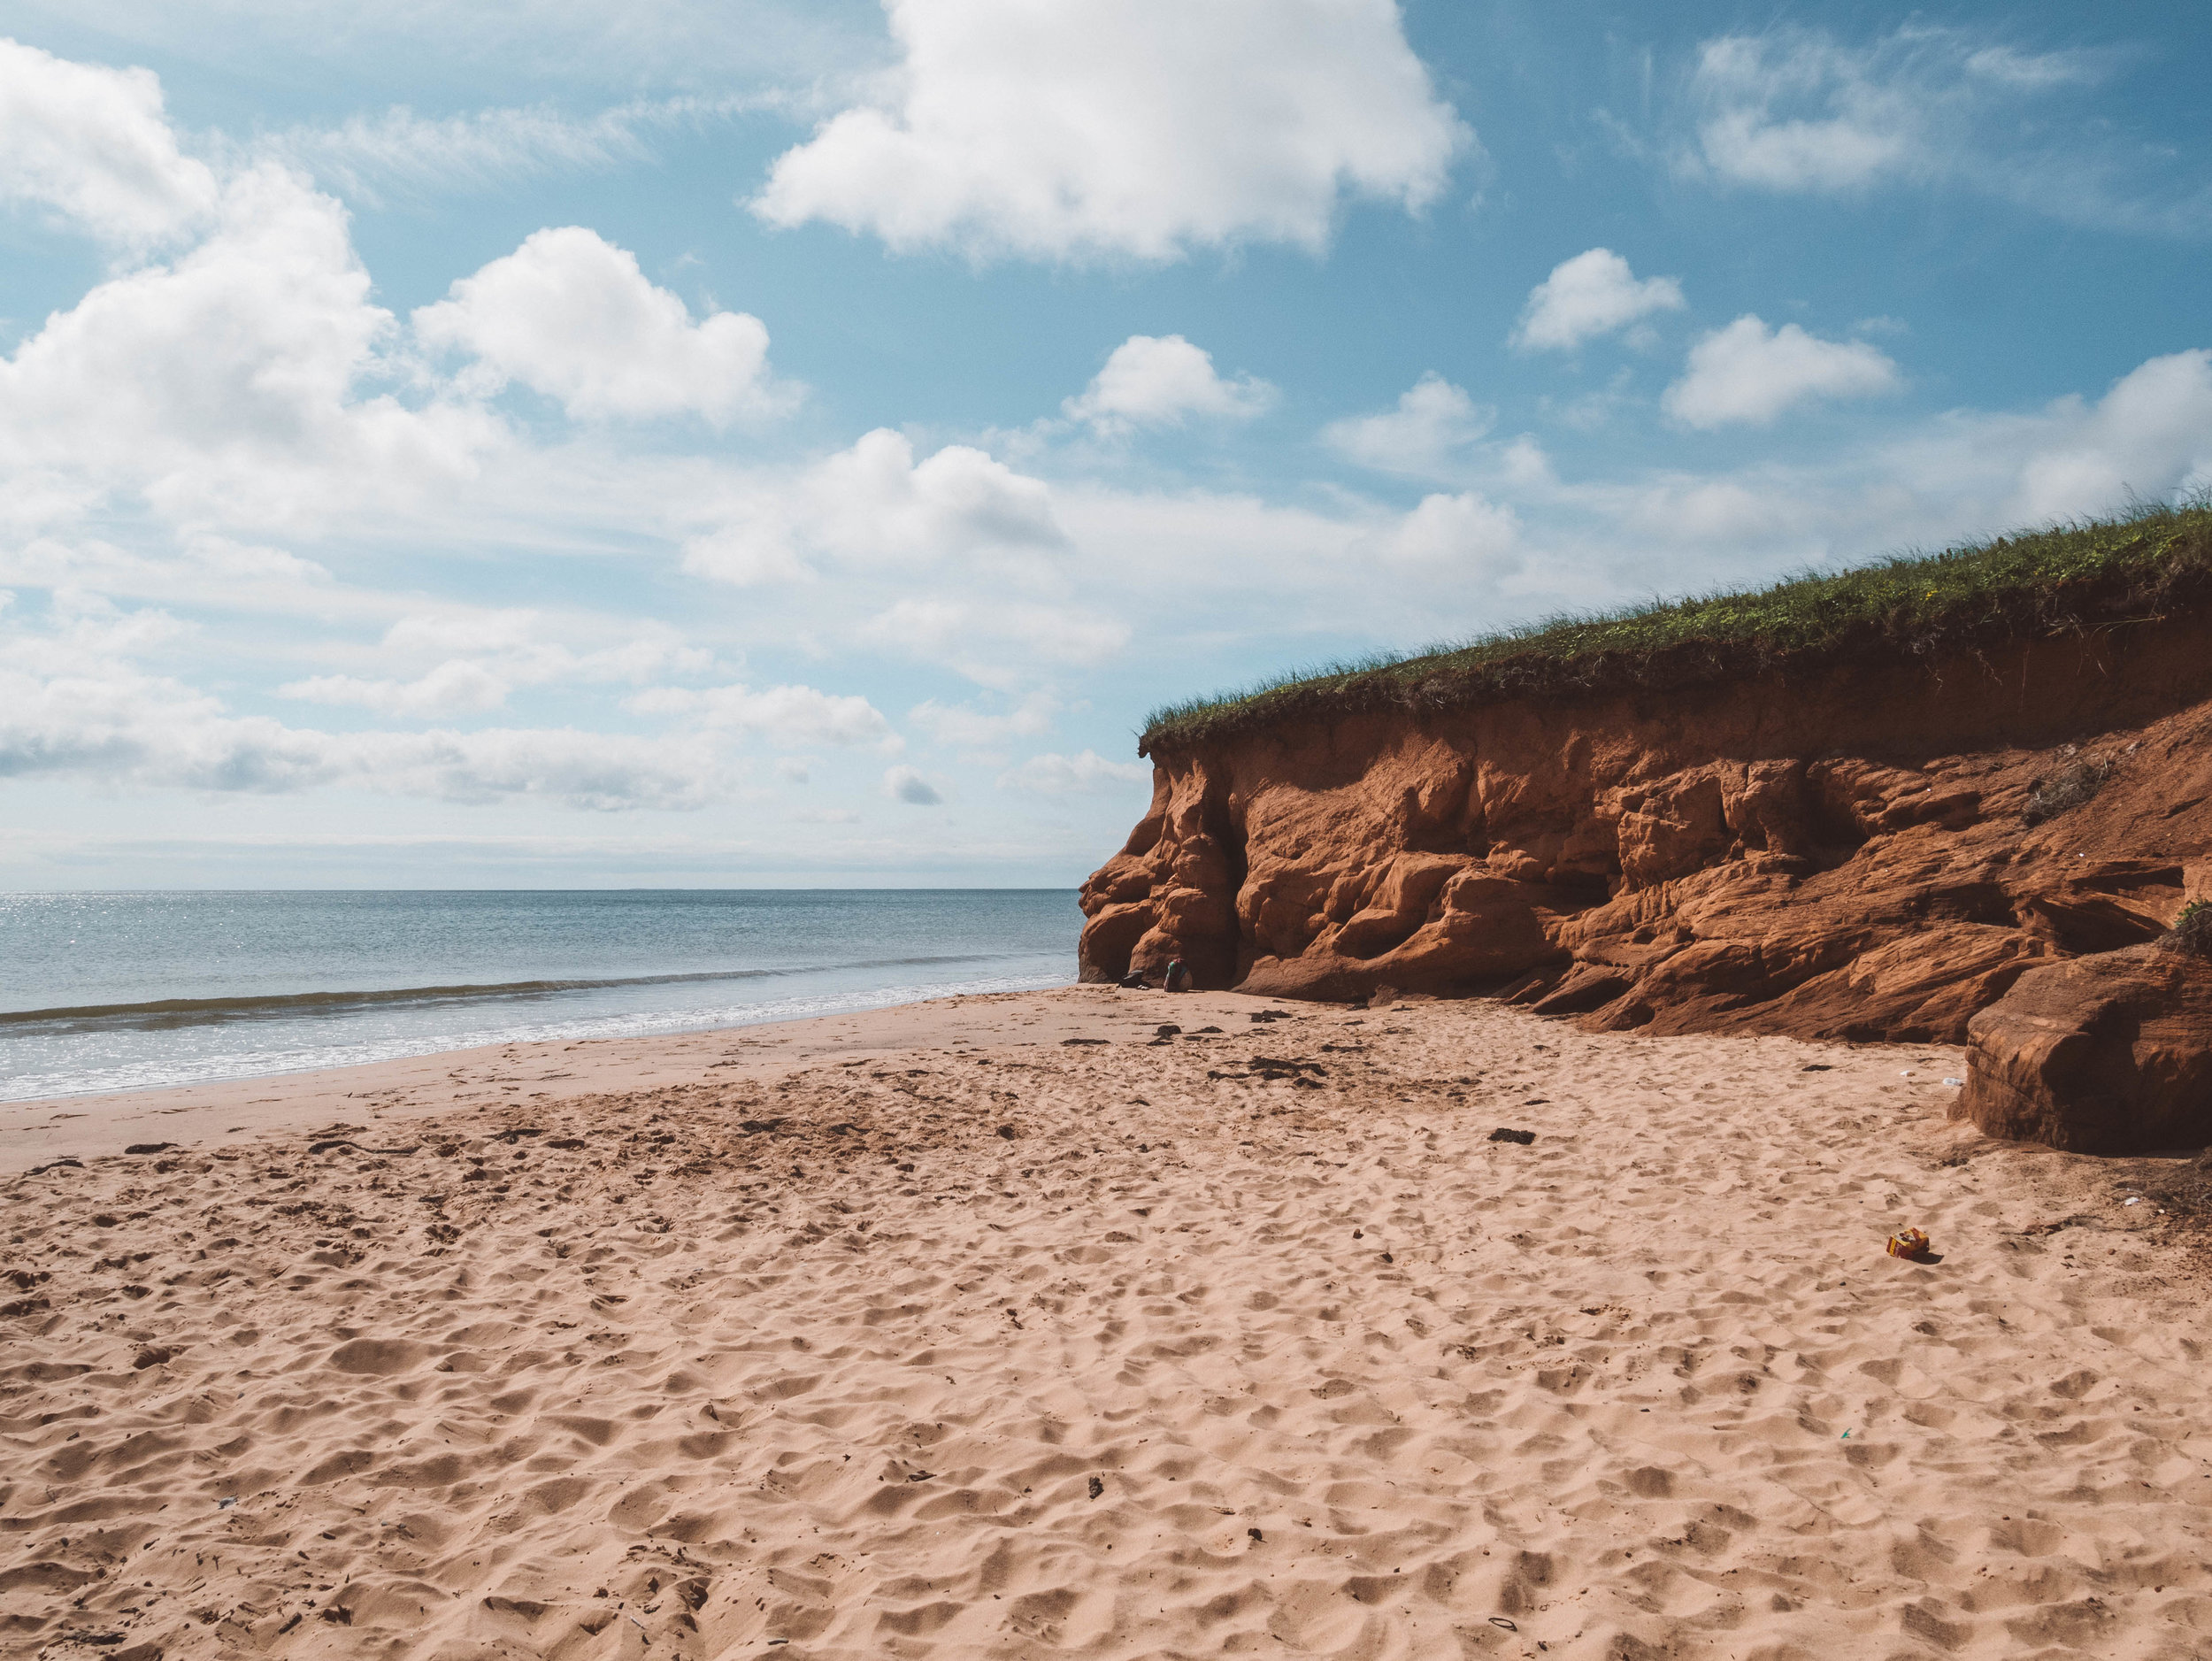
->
xmin=1 ymin=0 xmax=2207 ymax=888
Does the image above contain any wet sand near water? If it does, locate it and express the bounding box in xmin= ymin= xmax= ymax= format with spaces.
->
xmin=0 ymin=989 xmax=1128 ymax=1177
xmin=3 ymin=988 xmax=2209 ymax=1659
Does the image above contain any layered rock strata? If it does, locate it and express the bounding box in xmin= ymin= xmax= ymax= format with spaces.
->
xmin=1080 ymin=619 xmax=2212 ymax=1055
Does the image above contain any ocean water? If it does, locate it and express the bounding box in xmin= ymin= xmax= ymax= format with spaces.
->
xmin=0 ymin=890 xmax=1081 ymax=1102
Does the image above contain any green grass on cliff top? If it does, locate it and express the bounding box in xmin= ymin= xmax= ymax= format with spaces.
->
xmin=1139 ymin=496 xmax=2212 ymax=755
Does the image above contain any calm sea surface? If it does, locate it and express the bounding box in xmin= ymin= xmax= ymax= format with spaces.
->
xmin=0 ymin=890 xmax=1080 ymax=1102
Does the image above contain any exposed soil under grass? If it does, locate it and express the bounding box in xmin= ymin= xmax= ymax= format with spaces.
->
xmin=1140 ymin=500 xmax=2212 ymax=757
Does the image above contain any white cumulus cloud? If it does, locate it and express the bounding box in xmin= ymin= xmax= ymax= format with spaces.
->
xmin=749 ymin=0 xmax=1470 ymax=261
xmin=2005 ymin=350 xmax=2212 ymax=523
xmin=1322 ymin=373 xmax=1494 ymax=478
xmin=1063 ymin=335 xmax=1273 ymax=434
xmin=1663 ymin=315 xmax=1900 ymax=429
xmin=1385 ymin=491 xmax=1522 ymax=571
xmin=1512 ymin=248 xmax=1685 ymax=352
xmin=0 ymin=35 xmax=218 ymax=245
xmin=1565 ymin=350 xmax=2212 ymax=578
xmin=0 ymin=159 xmax=500 ymax=531
xmin=682 ymin=428 xmax=1064 ymax=586
xmin=413 ymin=226 xmax=783 ymax=423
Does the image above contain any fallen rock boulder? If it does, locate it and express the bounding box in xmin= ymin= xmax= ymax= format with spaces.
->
xmin=1955 ymin=942 xmax=2212 ymax=1154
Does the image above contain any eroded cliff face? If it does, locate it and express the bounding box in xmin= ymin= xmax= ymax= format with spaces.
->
xmin=1079 ymin=622 xmax=2212 ymax=1043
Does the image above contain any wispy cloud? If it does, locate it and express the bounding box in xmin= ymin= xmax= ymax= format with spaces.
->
xmin=997 ymin=749 xmax=1148 ymax=796
xmin=1660 ymin=24 xmax=2210 ymax=237
xmin=5 ymin=0 xmax=878 ymax=98
xmin=252 ymin=93 xmax=784 ymax=204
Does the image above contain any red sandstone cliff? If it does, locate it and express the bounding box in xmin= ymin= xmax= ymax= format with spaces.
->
xmin=1079 ymin=619 xmax=2212 ymax=1050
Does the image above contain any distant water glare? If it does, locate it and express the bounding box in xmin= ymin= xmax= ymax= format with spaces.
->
xmin=0 ymin=890 xmax=1080 ymax=1101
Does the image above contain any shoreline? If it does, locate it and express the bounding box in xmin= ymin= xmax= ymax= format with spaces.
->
xmin=0 ymin=984 xmax=1192 ymax=1176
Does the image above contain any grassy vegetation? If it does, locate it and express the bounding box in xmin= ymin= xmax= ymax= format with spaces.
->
xmin=2022 ymin=754 xmax=2117 ymax=826
xmin=2170 ymin=900 xmax=2212 ymax=959
xmin=1140 ymin=496 xmax=2212 ymax=755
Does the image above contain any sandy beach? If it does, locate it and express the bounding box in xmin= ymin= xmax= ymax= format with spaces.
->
xmin=4 ymin=986 xmax=2209 ymax=1660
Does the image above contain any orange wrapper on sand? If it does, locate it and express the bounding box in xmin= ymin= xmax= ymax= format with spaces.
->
xmin=1886 ymin=1227 xmax=1931 ymax=1260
